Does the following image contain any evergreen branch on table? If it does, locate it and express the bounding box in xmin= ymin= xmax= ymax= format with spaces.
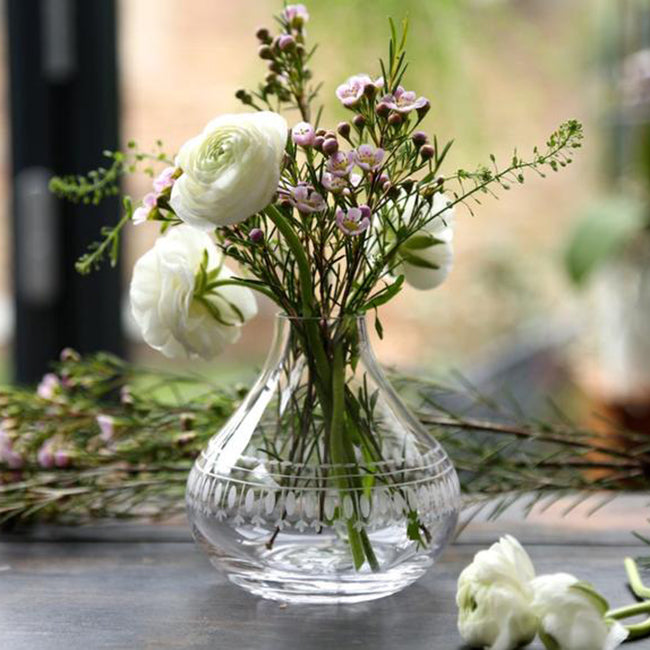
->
xmin=0 ymin=352 xmax=647 ymax=526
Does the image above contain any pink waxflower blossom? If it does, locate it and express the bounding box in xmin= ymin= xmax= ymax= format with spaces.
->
xmin=120 ymin=385 xmax=134 ymax=405
xmin=292 ymin=121 xmax=315 ymax=147
xmin=353 ymin=144 xmax=385 ymax=172
xmin=132 ymin=192 xmax=157 ymax=225
xmin=322 ymin=172 xmax=362 ymax=194
xmin=284 ymin=4 xmax=309 ymax=27
xmin=326 ymin=151 xmax=355 ymax=177
xmin=37 ymin=440 xmax=56 ymax=469
xmin=153 ymin=166 xmax=177 ymax=193
xmin=336 ymin=205 xmax=371 ymax=236
xmin=284 ymin=184 xmax=327 ymax=213
xmin=381 ymin=86 xmax=429 ymax=114
xmin=335 ymin=74 xmax=373 ymax=107
xmin=96 ymin=414 xmax=115 ymax=442
xmin=54 ymin=449 xmax=71 ymax=468
xmin=37 ymin=373 xmax=61 ymax=400
xmin=0 ymin=425 xmax=23 ymax=469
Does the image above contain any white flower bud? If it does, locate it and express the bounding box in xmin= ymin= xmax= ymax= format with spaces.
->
xmin=394 ymin=192 xmax=455 ymax=290
xmin=130 ymin=225 xmax=257 ymax=360
xmin=170 ymin=112 xmax=287 ymax=229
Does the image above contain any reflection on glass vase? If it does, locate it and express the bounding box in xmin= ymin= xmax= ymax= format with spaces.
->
xmin=186 ymin=314 xmax=460 ymax=604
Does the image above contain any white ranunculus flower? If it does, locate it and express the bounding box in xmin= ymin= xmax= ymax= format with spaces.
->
xmin=394 ymin=192 xmax=455 ymax=290
xmin=531 ymin=573 xmax=629 ymax=650
xmin=130 ymin=225 xmax=257 ymax=360
xmin=170 ymin=111 xmax=288 ymax=230
xmin=456 ymin=535 xmax=538 ymax=650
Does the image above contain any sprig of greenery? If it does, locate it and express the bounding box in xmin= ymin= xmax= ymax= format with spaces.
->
xmin=49 ymin=141 xmax=172 ymax=205
xmin=0 ymin=353 xmax=646 ymax=526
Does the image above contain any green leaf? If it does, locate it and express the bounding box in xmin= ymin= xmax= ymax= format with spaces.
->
xmin=399 ymin=251 xmax=440 ymax=270
xmin=565 ymin=196 xmax=647 ymax=286
xmin=362 ymin=276 xmax=404 ymax=311
xmin=374 ymin=314 xmax=384 ymax=339
xmin=401 ymin=233 xmax=439 ymax=250
xmin=570 ymin=581 xmax=609 ymax=615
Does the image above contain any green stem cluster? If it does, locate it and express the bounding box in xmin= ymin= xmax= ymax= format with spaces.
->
xmin=607 ymin=558 xmax=650 ymax=641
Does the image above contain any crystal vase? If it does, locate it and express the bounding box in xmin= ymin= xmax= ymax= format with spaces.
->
xmin=186 ymin=314 xmax=460 ymax=604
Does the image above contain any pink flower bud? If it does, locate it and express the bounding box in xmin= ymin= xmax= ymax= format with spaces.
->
xmin=37 ymin=441 xmax=56 ymax=469
xmin=322 ymin=138 xmax=339 ymax=155
xmin=278 ymin=34 xmax=295 ymax=51
xmin=54 ymin=450 xmax=70 ymax=468
xmin=249 ymin=228 xmax=265 ymax=243
xmin=96 ymin=414 xmax=115 ymax=442
xmin=292 ymin=121 xmax=315 ymax=147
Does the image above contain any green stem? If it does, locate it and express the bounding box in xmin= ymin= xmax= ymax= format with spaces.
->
xmin=264 ymin=205 xmax=331 ymax=391
xmin=607 ymin=563 xmax=650 ymax=642
xmin=625 ymin=557 xmax=650 ymax=600
xmin=608 ymin=601 xmax=650 ymax=620
xmin=204 ymin=278 xmax=278 ymax=302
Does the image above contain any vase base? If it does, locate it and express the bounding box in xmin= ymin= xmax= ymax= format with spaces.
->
xmin=196 ymin=528 xmax=434 ymax=604
xmin=224 ymin=566 xmax=429 ymax=604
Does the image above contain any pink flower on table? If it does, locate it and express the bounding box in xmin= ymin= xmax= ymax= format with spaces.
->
xmin=353 ymin=144 xmax=385 ymax=172
xmin=381 ymin=86 xmax=429 ymax=114
xmin=336 ymin=205 xmax=371 ymax=236
xmin=285 ymin=184 xmax=327 ymax=213
xmin=284 ymin=4 xmax=309 ymax=27
xmin=0 ymin=425 xmax=23 ymax=469
xmin=335 ymin=74 xmax=379 ymax=107
xmin=292 ymin=121 xmax=315 ymax=147
xmin=153 ymin=166 xmax=177 ymax=193
xmin=132 ymin=192 xmax=157 ymax=226
xmin=96 ymin=414 xmax=115 ymax=442
xmin=37 ymin=440 xmax=56 ymax=469
xmin=54 ymin=449 xmax=71 ymax=468
xmin=326 ymin=151 xmax=355 ymax=178
xmin=120 ymin=385 xmax=134 ymax=405
xmin=322 ymin=172 xmax=362 ymax=194
xmin=37 ymin=373 xmax=61 ymax=400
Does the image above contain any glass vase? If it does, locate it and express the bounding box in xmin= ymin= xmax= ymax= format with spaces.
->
xmin=186 ymin=314 xmax=460 ymax=604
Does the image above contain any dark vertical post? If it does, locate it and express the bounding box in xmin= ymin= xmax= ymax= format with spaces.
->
xmin=7 ymin=0 xmax=123 ymax=384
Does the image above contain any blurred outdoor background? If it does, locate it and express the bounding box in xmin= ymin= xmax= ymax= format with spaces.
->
xmin=4 ymin=0 xmax=650 ymax=431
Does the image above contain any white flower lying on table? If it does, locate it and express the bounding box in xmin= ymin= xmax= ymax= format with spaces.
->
xmin=531 ymin=573 xmax=628 ymax=650
xmin=456 ymin=535 xmax=538 ymax=650
xmin=456 ymin=535 xmax=638 ymax=650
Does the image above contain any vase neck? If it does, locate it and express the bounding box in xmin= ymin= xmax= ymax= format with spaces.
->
xmin=272 ymin=313 xmax=370 ymax=349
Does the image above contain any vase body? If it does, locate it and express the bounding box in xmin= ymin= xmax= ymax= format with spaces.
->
xmin=186 ymin=315 xmax=460 ymax=604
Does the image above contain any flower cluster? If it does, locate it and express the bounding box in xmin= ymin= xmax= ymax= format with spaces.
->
xmin=47 ymin=4 xmax=583 ymax=576
xmin=51 ymin=4 xmax=582 ymax=362
xmin=456 ymin=536 xmax=630 ymax=650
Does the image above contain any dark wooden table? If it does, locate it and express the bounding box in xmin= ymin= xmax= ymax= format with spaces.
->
xmin=1 ymin=494 xmax=648 ymax=650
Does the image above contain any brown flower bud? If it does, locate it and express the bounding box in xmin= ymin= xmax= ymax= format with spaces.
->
xmin=322 ymin=138 xmax=339 ymax=155
xmin=411 ymin=131 xmax=428 ymax=147
xmin=255 ymin=27 xmax=271 ymax=44
xmin=375 ymin=102 xmax=391 ymax=118
xmin=420 ymin=144 xmax=435 ymax=160
xmin=337 ymin=121 xmax=351 ymax=138
xmin=388 ymin=112 xmax=403 ymax=127
xmin=258 ymin=45 xmax=274 ymax=60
